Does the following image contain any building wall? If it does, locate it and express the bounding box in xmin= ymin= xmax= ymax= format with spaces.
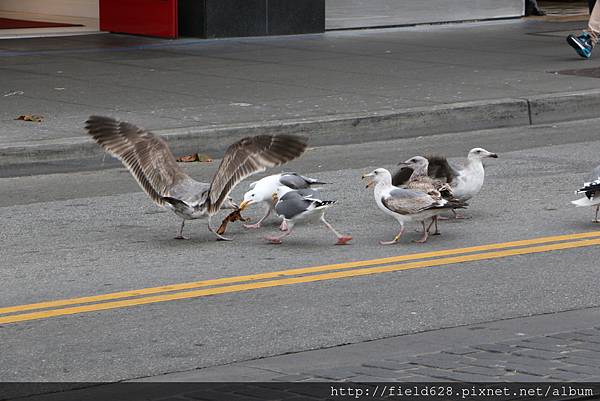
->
xmin=0 ymin=0 xmax=99 ymax=19
xmin=326 ymin=0 xmax=523 ymax=29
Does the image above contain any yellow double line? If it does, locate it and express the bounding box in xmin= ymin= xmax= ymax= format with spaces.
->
xmin=2 ymin=231 xmax=600 ymax=325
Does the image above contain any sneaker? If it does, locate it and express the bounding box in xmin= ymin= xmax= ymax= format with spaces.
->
xmin=567 ymin=32 xmax=593 ymax=58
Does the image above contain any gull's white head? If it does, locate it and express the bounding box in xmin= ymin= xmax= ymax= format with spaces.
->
xmin=362 ymin=168 xmax=392 ymax=188
xmin=241 ymin=181 xmax=275 ymax=209
xmin=468 ymin=148 xmax=498 ymax=160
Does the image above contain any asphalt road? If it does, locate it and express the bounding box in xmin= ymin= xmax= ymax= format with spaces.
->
xmin=1 ymin=118 xmax=600 ymax=382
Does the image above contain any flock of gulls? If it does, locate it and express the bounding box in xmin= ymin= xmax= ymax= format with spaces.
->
xmin=85 ymin=116 xmax=600 ymax=245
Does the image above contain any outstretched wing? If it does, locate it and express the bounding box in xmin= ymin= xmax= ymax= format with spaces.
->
xmin=207 ymin=135 xmax=308 ymax=213
xmin=85 ymin=115 xmax=190 ymax=206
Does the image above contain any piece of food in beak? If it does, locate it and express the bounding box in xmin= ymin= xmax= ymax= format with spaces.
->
xmin=217 ymin=208 xmax=251 ymax=235
xmin=238 ymin=200 xmax=252 ymax=211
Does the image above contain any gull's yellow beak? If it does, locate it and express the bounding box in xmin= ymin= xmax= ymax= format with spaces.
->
xmin=362 ymin=173 xmax=375 ymax=189
xmin=239 ymin=200 xmax=252 ymax=211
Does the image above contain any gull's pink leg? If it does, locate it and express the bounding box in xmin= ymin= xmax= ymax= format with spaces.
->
xmin=426 ymin=217 xmax=440 ymax=235
xmin=453 ymin=209 xmax=470 ymax=219
xmin=380 ymin=224 xmax=404 ymax=245
xmin=413 ymin=221 xmax=429 ymax=243
xmin=320 ymin=215 xmax=352 ymax=245
xmin=279 ymin=220 xmax=289 ymax=231
xmin=265 ymin=222 xmax=294 ymax=244
xmin=244 ymin=204 xmax=271 ymax=229
xmin=594 ymin=205 xmax=600 ymax=223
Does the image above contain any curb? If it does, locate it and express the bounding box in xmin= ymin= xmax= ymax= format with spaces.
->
xmin=1 ymin=89 xmax=600 ymax=167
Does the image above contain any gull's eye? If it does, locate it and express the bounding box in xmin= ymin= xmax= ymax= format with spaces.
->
xmin=251 ymin=194 xmax=255 ymax=197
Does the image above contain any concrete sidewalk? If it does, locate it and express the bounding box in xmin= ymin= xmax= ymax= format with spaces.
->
xmin=2 ymin=18 xmax=600 ymax=166
xmin=132 ymin=307 xmax=600 ymax=383
xmin=11 ymin=309 xmax=600 ymax=400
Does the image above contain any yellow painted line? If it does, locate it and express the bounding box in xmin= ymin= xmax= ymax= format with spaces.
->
xmin=1 ymin=231 xmax=600 ymax=316
xmin=1 ymin=237 xmax=599 ymax=325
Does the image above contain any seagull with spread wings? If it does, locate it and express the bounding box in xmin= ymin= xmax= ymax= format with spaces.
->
xmin=85 ymin=116 xmax=307 ymax=240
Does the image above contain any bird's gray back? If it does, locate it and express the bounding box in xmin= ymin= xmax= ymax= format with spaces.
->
xmin=169 ymin=178 xmax=210 ymax=205
xmin=279 ymin=173 xmax=311 ymax=189
xmin=276 ymin=192 xmax=314 ymax=219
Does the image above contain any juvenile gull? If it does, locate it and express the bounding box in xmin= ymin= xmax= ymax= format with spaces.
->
xmin=264 ymin=186 xmax=352 ymax=245
xmin=85 ymin=116 xmax=307 ymax=240
xmin=239 ymin=172 xmax=327 ymax=229
xmin=363 ymin=168 xmax=466 ymax=244
xmin=395 ymin=148 xmax=497 ymax=218
xmin=572 ymin=164 xmax=600 ymax=223
xmin=397 ymin=156 xmax=464 ymax=235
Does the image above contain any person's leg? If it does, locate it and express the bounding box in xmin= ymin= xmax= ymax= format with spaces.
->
xmin=588 ymin=1 xmax=600 ymax=43
xmin=589 ymin=0 xmax=597 ymax=14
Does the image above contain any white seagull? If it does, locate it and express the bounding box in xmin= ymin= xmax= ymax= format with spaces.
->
xmin=264 ymin=186 xmax=352 ymax=245
xmin=363 ymin=168 xmax=466 ymax=244
xmin=572 ymin=165 xmax=600 ymax=223
xmin=394 ymin=148 xmax=497 ymax=218
xmin=397 ymin=155 xmax=463 ymax=235
xmin=239 ymin=172 xmax=327 ymax=229
xmin=85 ymin=116 xmax=307 ymax=240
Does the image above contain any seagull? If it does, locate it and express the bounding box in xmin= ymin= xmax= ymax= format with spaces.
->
xmin=363 ymin=168 xmax=466 ymax=244
xmin=397 ymin=156 xmax=462 ymax=235
xmin=394 ymin=148 xmax=497 ymax=218
xmin=85 ymin=116 xmax=307 ymax=240
xmin=572 ymin=165 xmax=600 ymax=223
xmin=239 ymin=172 xmax=327 ymax=229
xmin=264 ymin=186 xmax=352 ymax=245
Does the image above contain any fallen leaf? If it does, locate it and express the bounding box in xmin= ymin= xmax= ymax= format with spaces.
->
xmin=176 ymin=153 xmax=213 ymax=163
xmin=15 ymin=114 xmax=43 ymax=122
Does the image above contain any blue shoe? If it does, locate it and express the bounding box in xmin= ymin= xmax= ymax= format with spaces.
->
xmin=567 ymin=32 xmax=593 ymax=58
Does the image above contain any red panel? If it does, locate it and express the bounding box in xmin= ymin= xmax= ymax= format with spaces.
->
xmin=100 ymin=0 xmax=177 ymax=39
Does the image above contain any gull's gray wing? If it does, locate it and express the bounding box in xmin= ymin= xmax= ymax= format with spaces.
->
xmin=382 ymin=188 xmax=439 ymax=215
xmin=295 ymin=188 xmax=320 ymax=199
xmin=85 ymin=115 xmax=194 ymax=206
xmin=275 ymin=191 xmax=314 ymax=219
xmin=207 ymin=135 xmax=308 ymax=214
xmin=279 ymin=172 xmax=327 ymax=189
xmin=578 ymin=165 xmax=600 ymax=199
